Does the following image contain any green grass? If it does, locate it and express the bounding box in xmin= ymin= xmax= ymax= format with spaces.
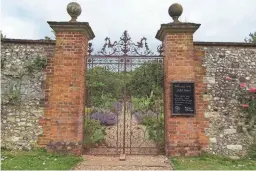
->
xmin=1 ymin=148 xmax=83 ymax=170
xmin=171 ymin=153 xmax=256 ymax=170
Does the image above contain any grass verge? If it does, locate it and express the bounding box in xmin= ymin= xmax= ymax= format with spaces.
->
xmin=1 ymin=148 xmax=83 ymax=170
xmin=171 ymin=153 xmax=256 ymax=170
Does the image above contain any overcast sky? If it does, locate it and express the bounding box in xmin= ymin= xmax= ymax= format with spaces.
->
xmin=1 ymin=0 xmax=256 ymax=51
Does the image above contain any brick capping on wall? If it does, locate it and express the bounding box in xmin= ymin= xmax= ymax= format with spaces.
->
xmin=2 ymin=38 xmax=256 ymax=47
xmin=156 ymin=23 xmax=201 ymax=40
xmin=47 ymin=22 xmax=95 ymax=40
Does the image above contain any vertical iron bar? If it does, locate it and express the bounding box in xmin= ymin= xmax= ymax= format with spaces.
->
xmin=116 ymin=58 xmax=119 ymax=154
xmin=123 ymin=57 xmax=127 ymax=154
xmin=156 ymin=60 xmax=159 ymax=120
xmin=129 ymin=59 xmax=132 ymax=154
xmin=130 ymin=83 xmax=132 ymax=154
xmin=118 ymin=59 xmax=120 ymax=73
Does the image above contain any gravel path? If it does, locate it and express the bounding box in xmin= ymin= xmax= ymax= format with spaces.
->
xmin=72 ymin=155 xmax=173 ymax=170
xmin=86 ymin=104 xmax=160 ymax=155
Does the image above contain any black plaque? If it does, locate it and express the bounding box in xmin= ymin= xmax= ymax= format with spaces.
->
xmin=172 ymin=82 xmax=195 ymax=115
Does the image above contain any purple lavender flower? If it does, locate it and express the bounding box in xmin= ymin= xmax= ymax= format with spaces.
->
xmin=91 ymin=111 xmax=117 ymax=126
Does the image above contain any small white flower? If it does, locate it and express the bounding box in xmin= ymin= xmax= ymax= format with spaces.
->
xmin=43 ymin=162 xmax=46 ymax=165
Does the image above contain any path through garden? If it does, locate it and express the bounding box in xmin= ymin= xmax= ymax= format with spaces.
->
xmin=72 ymin=155 xmax=173 ymax=170
xmin=86 ymin=102 xmax=159 ymax=155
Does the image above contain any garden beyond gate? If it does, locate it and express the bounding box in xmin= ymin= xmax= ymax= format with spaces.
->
xmin=83 ymin=31 xmax=164 ymax=155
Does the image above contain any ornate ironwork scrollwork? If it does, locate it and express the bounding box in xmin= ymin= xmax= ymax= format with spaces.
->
xmin=157 ymin=43 xmax=164 ymax=56
xmin=88 ymin=42 xmax=93 ymax=56
xmin=88 ymin=31 xmax=163 ymax=56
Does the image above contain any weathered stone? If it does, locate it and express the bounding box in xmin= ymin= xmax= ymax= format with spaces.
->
xmin=246 ymin=77 xmax=251 ymax=80
xmin=224 ymin=129 xmax=237 ymax=135
xmin=206 ymin=77 xmax=215 ymax=84
xmin=12 ymin=136 xmax=20 ymax=142
xmin=203 ymin=94 xmax=212 ymax=101
xmin=210 ymin=138 xmax=217 ymax=143
xmin=204 ymin=112 xmax=218 ymax=118
xmin=227 ymin=145 xmax=242 ymax=150
xmin=27 ymin=123 xmax=33 ymax=126
xmin=18 ymin=122 xmax=26 ymax=126
xmin=7 ymin=117 xmax=16 ymax=122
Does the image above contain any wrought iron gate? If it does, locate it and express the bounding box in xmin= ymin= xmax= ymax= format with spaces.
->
xmin=84 ymin=31 xmax=164 ymax=155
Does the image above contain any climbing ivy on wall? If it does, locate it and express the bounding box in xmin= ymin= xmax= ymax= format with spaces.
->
xmin=24 ymin=56 xmax=47 ymax=75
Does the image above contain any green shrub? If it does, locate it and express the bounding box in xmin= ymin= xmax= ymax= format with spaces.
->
xmin=25 ymin=56 xmax=47 ymax=74
xmin=141 ymin=115 xmax=156 ymax=126
xmin=131 ymin=93 xmax=163 ymax=113
xmin=132 ymin=97 xmax=151 ymax=112
xmin=91 ymin=94 xmax=117 ymax=110
xmin=127 ymin=61 xmax=163 ymax=98
xmin=86 ymin=67 xmax=123 ymax=102
xmin=143 ymin=113 xmax=165 ymax=151
xmin=83 ymin=118 xmax=106 ymax=148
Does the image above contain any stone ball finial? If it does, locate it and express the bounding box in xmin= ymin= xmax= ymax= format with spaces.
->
xmin=67 ymin=2 xmax=82 ymax=22
xmin=168 ymin=3 xmax=183 ymax=23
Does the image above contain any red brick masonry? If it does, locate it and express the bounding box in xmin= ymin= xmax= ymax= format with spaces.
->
xmin=38 ymin=22 xmax=94 ymax=155
xmin=156 ymin=23 xmax=209 ymax=156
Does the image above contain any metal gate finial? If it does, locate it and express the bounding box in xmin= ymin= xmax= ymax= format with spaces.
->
xmin=88 ymin=31 xmax=163 ymax=56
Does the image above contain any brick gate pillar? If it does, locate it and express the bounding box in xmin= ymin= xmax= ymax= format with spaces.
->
xmin=38 ymin=2 xmax=95 ymax=155
xmin=156 ymin=3 xmax=208 ymax=156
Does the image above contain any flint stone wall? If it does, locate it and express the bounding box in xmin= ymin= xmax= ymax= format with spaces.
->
xmin=196 ymin=44 xmax=256 ymax=158
xmin=1 ymin=40 xmax=54 ymax=150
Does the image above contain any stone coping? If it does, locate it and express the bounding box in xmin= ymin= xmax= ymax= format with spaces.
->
xmin=194 ymin=41 xmax=256 ymax=47
xmin=1 ymin=38 xmax=256 ymax=47
xmin=1 ymin=38 xmax=56 ymax=44
xmin=47 ymin=21 xmax=95 ymax=40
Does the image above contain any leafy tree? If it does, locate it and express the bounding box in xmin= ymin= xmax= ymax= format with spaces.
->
xmin=244 ymin=32 xmax=256 ymax=43
xmin=127 ymin=61 xmax=163 ymax=98
xmin=85 ymin=62 xmax=164 ymax=107
xmin=44 ymin=30 xmax=56 ymax=40
xmin=1 ymin=31 xmax=6 ymax=39
xmin=44 ymin=36 xmax=51 ymax=40
xmin=86 ymin=67 xmax=123 ymax=106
